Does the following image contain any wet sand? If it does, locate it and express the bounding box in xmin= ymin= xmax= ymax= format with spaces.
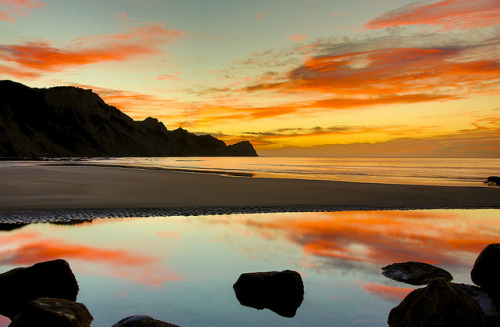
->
xmin=0 ymin=165 xmax=500 ymax=223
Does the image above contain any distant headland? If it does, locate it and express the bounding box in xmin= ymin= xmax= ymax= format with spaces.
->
xmin=0 ymin=80 xmax=258 ymax=157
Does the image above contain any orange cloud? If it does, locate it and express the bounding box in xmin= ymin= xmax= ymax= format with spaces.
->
xmin=361 ymin=283 xmax=414 ymax=303
xmin=365 ymin=0 xmax=500 ymax=31
xmin=0 ymin=22 xmax=183 ymax=74
xmin=286 ymin=34 xmax=309 ymax=43
xmin=286 ymin=47 xmax=499 ymax=95
xmin=0 ymin=0 xmax=45 ymax=22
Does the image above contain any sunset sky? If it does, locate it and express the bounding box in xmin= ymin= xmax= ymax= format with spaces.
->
xmin=1 ymin=0 xmax=499 ymax=157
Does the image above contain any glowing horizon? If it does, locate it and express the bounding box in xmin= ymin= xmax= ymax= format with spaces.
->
xmin=1 ymin=0 xmax=499 ymax=157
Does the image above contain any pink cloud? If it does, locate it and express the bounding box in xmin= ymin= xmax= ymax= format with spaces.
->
xmin=286 ymin=34 xmax=309 ymax=43
xmin=0 ymin=10 xmax=14 ymax=21
xmin=0 ymin=22 xmax=184 ymax=76
xmin=365 ymin=0 xmax=500 ymax=31
xmin=115 ymin=12 xmax=134 ymax=22
xmin=0 ymin=316 xmax=9 ymax=327
xmin=254 ymin=11 xmax=265 ymax=21
xmin=332 ymin=12 xmax=348 ymax=16
xmin=157 ymin=72 xmax=183 ymax=81
xmin=0 ymin=0 xmax=45 ymax=22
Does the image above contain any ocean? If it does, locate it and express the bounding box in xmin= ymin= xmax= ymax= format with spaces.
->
xmin=63 ymin=157 xmax=500 ymax=186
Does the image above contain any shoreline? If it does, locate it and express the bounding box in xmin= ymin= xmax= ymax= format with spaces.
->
xmin=1 ymin=206 xmax=500 ymax=224
xmin=0 ymin=165 xmax=499 ymax=223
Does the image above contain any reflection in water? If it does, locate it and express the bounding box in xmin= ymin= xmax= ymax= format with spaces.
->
xmin=230 ymin=210 xmax=499 ymax=266
xmin=0 ymin=210 xmax=498 ymax=327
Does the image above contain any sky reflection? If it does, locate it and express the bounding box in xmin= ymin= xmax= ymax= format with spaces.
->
xmin=229 ymin=210 xmax=499 ymax=267
xmin=0 ymin=210 xmax=498 ymax=327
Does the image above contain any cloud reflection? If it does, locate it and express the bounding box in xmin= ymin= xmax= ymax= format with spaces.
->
xmin=235 ymin=211 xmax=499 ymax=266
xmin=360 ymin=283 xmax=414 ymax=303
xmin=0 ymin=231 xmax=181 ymax=287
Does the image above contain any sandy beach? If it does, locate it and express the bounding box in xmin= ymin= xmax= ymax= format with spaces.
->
xmin=0 ymin=165 xmax=499 ymax=215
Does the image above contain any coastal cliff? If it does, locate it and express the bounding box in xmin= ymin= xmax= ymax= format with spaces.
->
xmin=0 ymin=80 xmax=257 ymax=157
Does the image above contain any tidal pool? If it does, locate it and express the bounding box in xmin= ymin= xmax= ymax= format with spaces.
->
xmin=1 ymin=209 xmax=499 ymax=327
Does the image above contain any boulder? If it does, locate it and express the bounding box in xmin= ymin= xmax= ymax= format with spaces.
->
xmin=9 ymin=297 xmax=93 ymax=327
xmin=485 ymin=176 xmax=500 ymax=186
xmin=112 ymin=315 xmax=180 ymax=327
xmin=233 ymin=270 xmax=304 ymax=318
xmin=0 ymin=259 xmax=79 ymax=318
xmin=471 ymin=244 xmax=500 ymax=294
xmin=388 ymin=278 xmax=485 ymax=327
xmin=457 ymin=284 xmax=500 ymax=326
xmin=381 ymin=261 xmax=453 ymax=285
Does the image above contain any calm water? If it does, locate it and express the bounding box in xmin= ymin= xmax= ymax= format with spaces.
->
xmin=1 ymin=209 xmax=499 ymax=327
xmin=62 ymin=157 xmax=500 ymax=186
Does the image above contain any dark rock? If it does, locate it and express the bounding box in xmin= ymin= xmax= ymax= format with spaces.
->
xmin=233 ymin=270 xmax=304 ymax=318
xmin=112 ymin=315 xmax=180 ymax=327
xmin=388 ymin=278 xmax=486 ymax=327
xmin=0 ymin=80 xmax=258 ymax=157
xmin=381 ymin=261 xmax=453 ymax=285
xmin=0 ymin=259 xmax=79 ymax=318
xmin=485 ymin=176 xmax=500 ymax=186
xmin=457 ymin=283 xmax=500 ymax=326
xmin=227 ymin=141 xmax=258 ymax=156
xmin=472 ymin=244 xmax=500 ymax=294
xmin=9 ymin=297 xmax=92 ymax=327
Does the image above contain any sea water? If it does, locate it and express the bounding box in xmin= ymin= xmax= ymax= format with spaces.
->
xmin=0 ymin=209 xmax=499 ymax=327
xmin=9 ymin=156 xmax=497 ymax=186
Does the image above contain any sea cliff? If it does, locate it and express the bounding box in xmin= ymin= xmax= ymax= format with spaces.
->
xmin=0 ymin=80 xmax=257 ymax=157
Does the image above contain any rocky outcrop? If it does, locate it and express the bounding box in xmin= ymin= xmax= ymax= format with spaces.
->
xmin=112 ymin=315 xmax=180 ymax=327
xmin=233 ymin=270 xmax=304 ymax=318
xmin=0 ymin=80 xmax=258 ymax=157
xmin=9 ymin=297 xmax=93 ymax=327
xmin=384 ymin=244 xmax=500 ymax=326
xmin=0 ymin=259 xmax=79 ymax=319
xmin=381 ymin=261 xmax=453 ymax=285
xmin=388 ymin=278 xmax=485 ymax=327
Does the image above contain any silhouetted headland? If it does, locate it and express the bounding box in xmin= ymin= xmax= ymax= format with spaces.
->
xmin=0 ymin=80 xmax=257 ymax=157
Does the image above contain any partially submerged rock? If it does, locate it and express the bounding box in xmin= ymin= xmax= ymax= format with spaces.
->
xmin=9 ymin=297 xmax=93 ymax=327
xmin=381 ymin=261 xmax=453 ymax=286
xmin=484 ymin=176 xmax=500 ymax=186
xmin=112 ymin=315 xmax=180 ymax=327
xmin=233 ymin=270 xmax=304 ymax=318
xmin=471 ymin=244 xmax=500 ymax=294
xmin=0 ymin=259 xmax=79 ymax=319
xmin=388 ymin=278 xmax=485 ymax=327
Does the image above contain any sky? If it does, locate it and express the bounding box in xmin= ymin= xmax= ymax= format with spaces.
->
xmin=0 ymin=0 xmax=499 ymax=157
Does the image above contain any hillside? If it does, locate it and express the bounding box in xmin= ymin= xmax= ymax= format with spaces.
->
xmin=0 ymin=80 xmax=257 ymax=157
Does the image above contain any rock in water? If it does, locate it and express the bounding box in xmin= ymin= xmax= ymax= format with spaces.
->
xmin=471 ymin=244 xmax=500 ymax=294
xmin=112 ymin=315 xmax=181 ymax=327
xmin=0 ymin=259 xmax=79 ymax=318
xmin=9 ymin=297 xmax=93 ymax=327
xmin=388 ymin=278 xmax=485 ymax=327
xmin=381 ymin=261 xmax=453 ymax=285
xmin=233 ymin=270 xmax=304 ymax=318
xmin=484 ymin=176 xmax=500 ymax=186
